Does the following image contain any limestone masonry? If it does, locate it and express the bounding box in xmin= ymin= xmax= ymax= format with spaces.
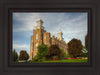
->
xmin=30 ymin=18 xmax=68 ymax=60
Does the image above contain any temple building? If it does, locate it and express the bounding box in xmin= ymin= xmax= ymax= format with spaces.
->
xmin=30 ymin=18 xmax=68 ymax=60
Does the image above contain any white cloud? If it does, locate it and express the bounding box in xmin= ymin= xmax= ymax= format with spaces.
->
xmin=13 ymin=12 xmax=88 ymax=54
xmin=13 ymin=44 xmax=30 ymax=55
xmin=13 ymin=13 xmax=41 ymax=32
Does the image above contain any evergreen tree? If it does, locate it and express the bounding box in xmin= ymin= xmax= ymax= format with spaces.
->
xmin=32 ymin=44 xmax=48 ymax=62
xmin=82 ymin=46 xmax=88 ymax=57
xmin=85 ymin=34 xmax=88 ymax=49
xmin=37 ymin=44 xmax=48 ymax=58
xmin=12 ymin=49 xmax=18 ymax=62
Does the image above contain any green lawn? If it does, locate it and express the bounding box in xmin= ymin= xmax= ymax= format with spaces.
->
xmin=14 ymin=59 xmax=88 ymax=63
xmin=42 ymin=59 xmax=88 ymax=63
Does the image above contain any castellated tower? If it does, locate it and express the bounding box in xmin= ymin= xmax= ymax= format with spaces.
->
xmin=30 ymin=18 xmax=68 ymax=60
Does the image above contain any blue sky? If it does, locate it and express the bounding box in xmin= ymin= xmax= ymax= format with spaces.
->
xmin=13 ymin=12 xmax=88 ymax=55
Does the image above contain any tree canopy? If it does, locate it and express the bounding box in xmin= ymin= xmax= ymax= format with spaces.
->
xmin=85 ymin=34 xmax=88 ymax=49
xmin=68 ymin=38 xmax=83 ymax=57
xmin=19 ymin=50 xmax=29 ymax=60
xmin=60 ymin=48 xmax=67 ymax=58
xmin=46 ymin=45 xmax=62 ymax=59
xmin=32 ymin=44 xmax=48 ymax=62
xmin=81 ymin=46 xmax=88 ymax=57
xmin=12 ymin=49 xmax=18 ymax=62
xmin=37 ymin=44 xmax=48 ymax=58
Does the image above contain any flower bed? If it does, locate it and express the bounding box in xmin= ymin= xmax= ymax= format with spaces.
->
xmin=50 ymin=57 xmax=80 ymax=61
xmin=72 ymin=58 xmax=79 ymax=59
xmin=64 ymin=57 xmax=79 ymax=59
xmin=50 ymin=59 xmax=58 ymax=61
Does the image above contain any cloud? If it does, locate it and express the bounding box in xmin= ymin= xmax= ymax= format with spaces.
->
xmin=13 ymin=13 xmax=41 ymax=32
xmin=13 ymin=44 xmax=30 ymax=55
xmin=13 ymin=12 xmax=88 ymax=54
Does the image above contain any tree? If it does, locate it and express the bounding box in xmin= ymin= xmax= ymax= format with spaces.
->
xmin=81 ymin=46 xmax=88 ymax=57
xmin=19 ymin=50 xmax=29 ymax=61
xmin=85 ymin=34 xmax=88 ymax=49
xmin=12 ymin=49 xmax=18 ymax=62
xmin=82 ymin=46 xmax=88 ymax=54
xmin=60 ymin=48 xmax=67 ymax=58
xmin=32 ymin=44 xmax=48 ymax=62
xmin=46 ymin=45 xmax=62 ymax=59
xmin=37 ymin=44 xmax=48 ymax=58
xmin=68 ymin=38 xmax=83 ymax=58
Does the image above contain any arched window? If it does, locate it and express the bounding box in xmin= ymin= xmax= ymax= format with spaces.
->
xmin=36 ymin=34 xmax=38 ymax=40
xmin=35 ymin=43 xmax=38 ymax=50
xmin=44 ymin=36 xmax=46 ymax=39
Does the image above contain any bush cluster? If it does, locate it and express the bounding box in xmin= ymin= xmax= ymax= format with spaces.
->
xmin=31 ymin=44 xmax=67 ymax=62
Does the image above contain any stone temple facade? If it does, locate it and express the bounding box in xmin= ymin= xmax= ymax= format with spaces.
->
xmin=30 ymin=18 xmax=68 ymax=60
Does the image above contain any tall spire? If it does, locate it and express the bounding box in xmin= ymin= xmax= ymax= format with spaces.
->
xmin=35 ymin=17 xmax=44 ymax=29
xmin=58 ymin=30 xmax=63 ymax=40
xmin=36 ymin=17 xmax=43 ymax=26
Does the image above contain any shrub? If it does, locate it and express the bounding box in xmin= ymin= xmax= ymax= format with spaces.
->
xmin=31 ymin=56 xmax=46 ymax=62
xmin=60 ymin=48 xmax=67 ymax=59
xmin=53 ymin=56 xmax=58 ymax=59
xmin=66 ymin=54 xmax=71 ymax=57
xmin=38 ymin=57 xmax=46 ymax=62
xmin=32 ymin=56 xmax=39 ymax=62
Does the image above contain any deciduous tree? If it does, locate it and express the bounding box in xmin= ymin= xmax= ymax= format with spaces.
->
xmin=68 ymin=38 xmax=83 ymax=58
xmin=47 ymin=45 xmax=62 ymax=59
xmin=19 ymin=50 xmax=29 ymax=60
